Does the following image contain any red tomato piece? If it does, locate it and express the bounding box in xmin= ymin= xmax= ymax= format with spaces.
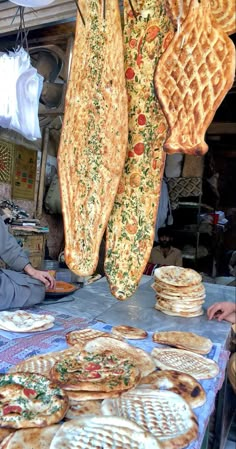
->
xmin=23 ymin=388 xmax=37 ymax=399
xmin=138 ymin=114 xmax=146 ymax=126
xmin=146 ymin=25 xmax=160 ymax=42
xmin=85 ymin=362 xmax=101 ymax=371
xmin=128 ymin=151 xmax=135 ymax=157
xmin=136 ymin=54 xmax=143 ymax=67
xmin=88 ymin=371 xmax=101 ymax=379
xmin=129 ymin=39 xmax=137 ymax=48
xmin=3 ymin=405 xmax=22 ymax=415
xmin=113 ymin=369 xmax=124 ymax=375
xmin=152 ymin=159 xmax=157 ymax=170
xmin=134 ymin=143 xmax=145 ymax=156
xmin=125 ymin=67 xmax=135 ymax=80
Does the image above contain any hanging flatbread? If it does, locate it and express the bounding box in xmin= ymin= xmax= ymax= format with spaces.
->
xmin=138 ymin=369 xmax=206 ymax=408
xmin=82 ymin=337 xmax=156 ymax=377
xmin=0 ymin=373 xmax=68 ymax=428
xmin=152 ymin=331 xmax=212 ymax=354
xmin=102 ymin=390 xmax=198 ymax=449
xmin=154 ymin=266 xmax=202 ymax=287
xmin=50 ymin=352 xmax=141 ymax=392
xmin=66 ymin=328 xmax=123 ymax=347
xmin=0 ymin=425 xmax=60 ymax=449
xmin=0 ymin=311 xmax=55 ymax=333
xmin=151 ymin=348 xmax=219 ymax=379
xmin=111 ymin=325 xmax=148 ymax=340
xmin=49 ymin=416 xmax=162 ymax=449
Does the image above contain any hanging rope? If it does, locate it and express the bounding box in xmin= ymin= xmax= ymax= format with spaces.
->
xmin=14 ymin=6 xmax=29 ymax=52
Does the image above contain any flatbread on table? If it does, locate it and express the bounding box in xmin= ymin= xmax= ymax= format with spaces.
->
xmin=0 ymin=425 xmax=60 ymax=449
xmin=65 ymin=400 xmax=102 ymax=420
xmin=82 ymin=336 xmax=156 ymax=377
xmin=66 ymin=328 xmax=123 ymax=347
xmin=138 ymin=369 xmax=206 ymax=408
xmin=111 ymin=325 xmax=148 ymax=340
xmin=155 ymin=303 xmax=204 ymax=318
xmin=9 ymin=347 xmax=81 ymax=378
xmin=64 ymin=389 xmax=121 ymax=402
xmin=0 ymin=429 xmax=15 ymax=445
xmin=50 ymin=352 xmax=141 ymax=392
xmin=0 ymin=373 xmax=68 ymax=428
xmin=0 ymin=311 xmax=55 ymax=333
xmin=152 ymin=331 xmax=213 ymax=354
xmin=49 ymin=416 xmax=162 ymax=449
xmin=151 ymin=348 xmax=219 ymax=379
xmin=154 ymin=266 xmax=202 ymax=287
xmin=102 ymin=389 xmax=198 ymax=449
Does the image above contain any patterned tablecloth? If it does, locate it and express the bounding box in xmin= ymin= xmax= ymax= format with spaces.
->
xmin=0 ymin=312 xmax=230 ymax=449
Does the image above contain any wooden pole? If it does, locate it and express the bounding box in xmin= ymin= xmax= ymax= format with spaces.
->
xmin=36 ymin=127 xmax=49 ymax=218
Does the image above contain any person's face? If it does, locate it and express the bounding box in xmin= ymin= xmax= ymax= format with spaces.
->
xmin=159 ymin=235 xmax=171 ymax=248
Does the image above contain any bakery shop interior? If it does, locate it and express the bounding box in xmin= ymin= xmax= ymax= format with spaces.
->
xmin=0 ymin=0 xmax=235 ymax=448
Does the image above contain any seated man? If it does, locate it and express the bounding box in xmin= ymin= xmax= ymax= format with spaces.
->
xmin=207 ymin=301 xmax=236 ymax=393
xmin=0 ymin=216 xmax=55 ymax=310
xmin=149 ymin=227 xmax=183 ymax=267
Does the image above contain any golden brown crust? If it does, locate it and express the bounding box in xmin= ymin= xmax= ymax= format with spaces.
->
xmin=155 ymin=0 xmax=235 ymax=155
xmin=152 ymin=331 xmax=213 ymax=354
xmin=0 ymin=426 xmax=60 ymax=449
xmin=165 ymin=0 xmax=236 ymax=35
xmin=112 ymin=325 xmax=148 ymax=340
xmin=58 ymin=0 xmax=128 ymax=276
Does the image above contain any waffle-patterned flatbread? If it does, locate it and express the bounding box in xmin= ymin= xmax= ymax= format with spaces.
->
xmin=154 ymin=0 xmax=235 ymax=155
xmin=58 ymin=0 xmax=128 ymax=276
xmin=165 ymin=0 xmax=236 ymax=35
xmin=50 ymin=352 xmax=141 ymax=393
xmin=112 ymin=325 xmax=148 ymax=340
xmin=0 ymin=373 xmax=68 ymax=428
xmin=102 ymin=390 xmax=198 ymax=449
xmin=0 ymin=425 xmax=60 ymax=449
xmin=66 ymin=328 xmax=123 ymax=346
xmin=152 ymin=331 xmax=213 ymax=354
xmin=104 ymin=0 xmax=174 ymax=300
xmin=49 ymin=416 xmax=162 ymax=449
xmin=154 ymin=266 xmax=202 ymax=287
xmin=138 ymin=369 xmax=206 ymax=408
xmin=9 ymin=348 xmax=81 ymax=378
xmin=0 ymin=311 xmax=54 ymax=332
xmin=83 ymin=336 xmax=156 ymax=377
xmin=151 ymin=348 xmax=219 ymax=379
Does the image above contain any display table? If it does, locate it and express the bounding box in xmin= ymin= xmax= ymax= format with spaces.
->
xmin=0 ymin=277 xmax=235 ymax=449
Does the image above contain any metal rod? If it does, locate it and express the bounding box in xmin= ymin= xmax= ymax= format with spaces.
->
xmin=74 ymin=0 xmax=86 ymax=26
xmin=128 ymin=0 xmax=137 ymax=18
xmin=103 ymin=0 xmax=106 ymax=20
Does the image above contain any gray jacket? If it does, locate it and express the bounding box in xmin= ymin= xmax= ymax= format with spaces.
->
xmin=0 ymin=217 xmax=45 ymax=310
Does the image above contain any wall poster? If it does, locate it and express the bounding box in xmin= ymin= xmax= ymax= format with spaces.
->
xmin=0 ymin=140 xmax=14 ymax=183
xmin=12 ymin=146 xmax=37 ymax=200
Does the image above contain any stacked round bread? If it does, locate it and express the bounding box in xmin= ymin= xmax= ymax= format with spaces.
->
xmin=152 ymin=266 xmax=205 ymax=317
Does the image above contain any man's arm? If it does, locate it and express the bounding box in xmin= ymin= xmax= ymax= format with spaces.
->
xmin=175 ymin=249 xmax=183 ymax=267
xmin=0 ymin=217 xmax=30 ymax=271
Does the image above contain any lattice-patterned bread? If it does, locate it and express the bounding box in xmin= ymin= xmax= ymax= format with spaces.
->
xmin=66 ymin=328 xmax=123 ymax=346
xmin=165 ymin=0 xmax=236 ymax=35
xmin=102 ymin=390 xmax=198 ymax=449
xmin=49 ymin=416 xmax=162 ymax=449
xmin=151 ymin=348 xmax=219 ymax=379
xmin=105 ymin=0 xmax=174 ymax=300
xmin=154 ymin=0 xmax=235 ymax=155
xmin=58 ymin=0 xmax=128 ymax=275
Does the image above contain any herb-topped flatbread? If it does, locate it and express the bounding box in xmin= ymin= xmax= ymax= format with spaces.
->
xmin=0 ymin=373 xmax=68 ymax=428
xmin=50 ymin=352 xmax=141 ymax=392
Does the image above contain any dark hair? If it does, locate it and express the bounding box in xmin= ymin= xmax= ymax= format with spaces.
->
xmin=157 ymin=227 xmax=173 ymax=239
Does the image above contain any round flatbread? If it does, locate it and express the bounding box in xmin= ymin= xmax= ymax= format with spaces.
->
xmin=82 ymin=337 xmax=156 ymax=377
xmin=102 ymin=390 xmax=198 ymax=449
xmin=50 ymin=352 xmax=141 ymax=392
xmin=64 ymin=389 xmax=121 ymax=402
xmin=138 ymin=370 xmax=206 ymax=408
xmin=112 ymin=325 xmax=148 ymax=340
xmin=0 ymin=429 xmax=15 ymax=444
xmin=0 ymin=373 xmax=69 ymax=428
xmin=155 ymin=303 xmax=204 ymax=318
xmin=151 ymin=348 xmax=219 ymax=379
xmin=154 ymin=266 xmax=202 ymax=287
xmin=65 ymin=400 xmax=102 ymax=420
xmin=152 ymin=331 xmax=213 ymax=355
xmin=152 ymin=281 xmax=205 ymax=295
xmin=66 ymin=328 xmax=123 ymax=347
xmin=0 ymin=425 xmax=60 ymax=449
xmin=0 ymin=311 xmax=54 ymax=333
xmin=49 ymin=416 xmax=162 ymax=449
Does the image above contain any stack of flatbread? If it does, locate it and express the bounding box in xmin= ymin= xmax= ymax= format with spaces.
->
xmin=152 ymin=266 xmax=205 ymax=317
xmin=0 ymin=311 xmax=55 ymax=332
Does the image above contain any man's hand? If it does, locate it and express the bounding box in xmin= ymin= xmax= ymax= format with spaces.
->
xmin=207 ymin=301 xmax=236 ymax=324
xmin=24 ymin=264 xmax=55 ymax=289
